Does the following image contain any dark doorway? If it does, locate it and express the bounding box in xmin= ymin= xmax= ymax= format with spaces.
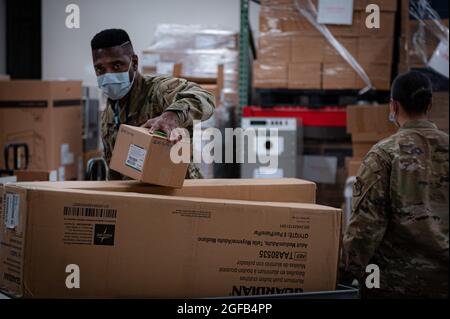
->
xmin=6 ymin=0 xmax=41 ymax=79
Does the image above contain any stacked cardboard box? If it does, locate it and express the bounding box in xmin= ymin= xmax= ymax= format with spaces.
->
xmin=346 ymin=103 xmax=397 ymax=161
xmin=254 ymin=0 xmax=396 ymax=90
xmin=430 ymin=92 xmax=449 ymax=134
xmin=0 ymin=178 xmax=345 ymax=298
xmin=141 ymin=24 xmax=239 ymax=106
xmin=0 ymin=81 xmax=83 ymax=181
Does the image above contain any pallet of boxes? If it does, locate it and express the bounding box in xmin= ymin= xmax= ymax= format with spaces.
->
xmin=254 ymin=0 xmax=397 ymax=90
xmin=0 ymin=124 xmax=359 ymax=298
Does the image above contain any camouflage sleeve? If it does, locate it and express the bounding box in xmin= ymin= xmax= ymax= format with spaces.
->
xmin=151 ymin=76 xmax=216 ymax=127
xmin=342 ymin=151 xmax=391 ymax=281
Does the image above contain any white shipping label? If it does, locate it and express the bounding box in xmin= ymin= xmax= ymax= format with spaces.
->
xmin=318 ymin=0 xmax=354 ymax=25
xmin=5 ymin=193 xmax=20 ymax=229
xmin=49 ymin=170 xmax=58 ymax=182
xmin=126 ymin=144 xmax=147 ymax=172
xmin=428 ymin=40 xmax=449 ymax=79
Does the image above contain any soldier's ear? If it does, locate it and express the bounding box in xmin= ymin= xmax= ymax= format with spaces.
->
xmin=389 ymin=99 xmax=397 ymax=114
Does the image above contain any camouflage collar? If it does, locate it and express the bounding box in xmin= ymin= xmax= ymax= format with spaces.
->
xmin=401 ymin=120 xmax=438 ymax=130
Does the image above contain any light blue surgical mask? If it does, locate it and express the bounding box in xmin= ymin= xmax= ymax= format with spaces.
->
xmin=97 ymin=60 xmax=135 ymax=100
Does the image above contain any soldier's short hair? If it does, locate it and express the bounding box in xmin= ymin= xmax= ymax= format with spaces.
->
xmin=392 ymin=71 xmax=432 ymax=115
xmin=91 ymin=29 xmax=133 ymax=51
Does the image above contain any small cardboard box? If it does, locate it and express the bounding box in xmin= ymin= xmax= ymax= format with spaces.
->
xmin=258 ymin=34 xmax=291 ymax=63
xmin=110 ymin=125 xmax=189 ymax=188
xmin=253 ymin=62 xmax=288 ymax=89
xmin=288 ymin=63 xmax=322 ymax=89
xmin=291 ymin=36 xmax=325 ymax=63
xmin=322 ymin=63 xmax=356 ymax=89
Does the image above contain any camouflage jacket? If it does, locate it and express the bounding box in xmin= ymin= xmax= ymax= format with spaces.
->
xmin=101 ymin=72 xmax=215 ymax=180
xmin=342 ymin=120 xmax=449 ymax=298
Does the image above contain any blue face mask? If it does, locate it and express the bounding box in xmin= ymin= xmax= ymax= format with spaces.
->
xmin=97 ymin=60 xmax=135 ymax=100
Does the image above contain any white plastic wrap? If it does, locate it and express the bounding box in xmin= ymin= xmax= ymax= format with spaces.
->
xmin=409 ymin=0 xmax=449 ymax=78
xmin=142 ymin=24 xmax=239 ymax=100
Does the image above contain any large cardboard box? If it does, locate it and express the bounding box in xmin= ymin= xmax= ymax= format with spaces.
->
xmin=0 ymin=81 xmax=83 ymax=181
xmin=430 ymin=92 xmax=449 ymax=134
xmin=352 ymin=142 xmax=375 ymax=158
xmin=110 ymin=125 xmax=189 ymax=188
xmin=322 ymin=63 xmax=356 ymax=89
xmin=346 ymin=104 xmax=397 ymax=142
xmin=258 ymin=34 xmax=291 ymax=63
xmin=288 ymin=63 xmax=322 ymax=89
xmin=323 ymin=37 xmax=358 ymax=63
xmin=347 ymin=104 xmax=397 ymax=158
xmin=291 ymin=36 xmax=325 ymax=63
xmin=15 ymin=178 xmax=317 ymax=204
xmin=0 ymin=183 xmax=342 ymax=298
xmin=13 ymin=170 xmax=58 ymax=182
xmin=357 ymin=37 xmax=394 ymax=64
xmin=358 ymin=63 xmax=392 ymax=91
xmin=346 ymin=158 xmax=363 ymax=177
xmin=253 ymin=62 xmax=288 ymax=89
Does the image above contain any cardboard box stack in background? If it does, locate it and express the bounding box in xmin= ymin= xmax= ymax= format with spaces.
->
xmin=141 ymin=24 xmax=239 ymax=106
xmin=0 ymin=81 xmax=83 ymax=181
xmin=430 ymin=91 xmax=450 ymax=134
xmin=254 ymin=0 xmax=397 ymax=90
xmin=0 ymin=179 xmax=344 ymax=298
xmin=346 ymin=104 xmax=397 ymax=168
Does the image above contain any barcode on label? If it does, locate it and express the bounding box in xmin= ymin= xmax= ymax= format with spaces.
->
xmin=125 ymin=144 xmax=147 ymax=172
xmin=5 ymin=193 xmax=20 ymax=229
xmin=64 ymin=207 xmax=117 ymax=219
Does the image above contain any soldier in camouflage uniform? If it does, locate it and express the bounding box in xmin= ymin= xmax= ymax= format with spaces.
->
xmin=91 ymin=29 xmax=215 ymax=180
xmin=342 ymin=71 xmax=449 ymax=298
